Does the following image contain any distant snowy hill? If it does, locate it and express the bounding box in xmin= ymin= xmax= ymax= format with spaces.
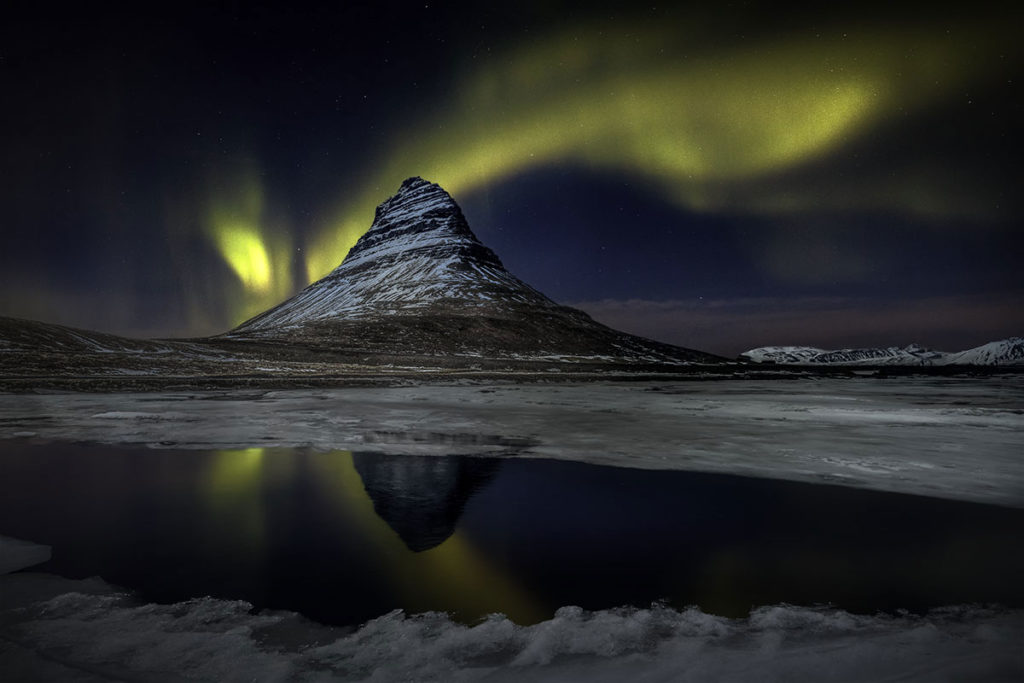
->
xmin=741 ymin=337 xmax=1024 ymax=366
xmin=940 ymin=338 xmax=1024 ymax=365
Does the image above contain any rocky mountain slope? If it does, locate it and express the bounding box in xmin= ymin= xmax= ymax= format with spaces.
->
xmin=741 ymin=338 xmax=1024 ymax=366
xmin=0 ymin=178 xmax=725 ymax=388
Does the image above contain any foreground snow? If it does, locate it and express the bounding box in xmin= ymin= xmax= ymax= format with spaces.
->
xmin=0 ymin=573 xmax=1019 ymax=683
xmin=3 ymin=378 xmax=1022 ymax=507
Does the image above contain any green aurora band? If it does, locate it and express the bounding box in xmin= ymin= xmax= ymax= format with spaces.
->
xmin=208 ymin=16 xmax=1017 ymax=325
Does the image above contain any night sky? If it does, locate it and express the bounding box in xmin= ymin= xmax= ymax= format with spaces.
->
xmin=2 ymin=1 xmax=1021 ymax=356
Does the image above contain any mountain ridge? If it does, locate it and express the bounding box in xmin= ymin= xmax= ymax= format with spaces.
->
xmin=741 ymin=338 xmax=1024 ymax=366
xmin=2 ymin=176 xmax=1020 ymax=390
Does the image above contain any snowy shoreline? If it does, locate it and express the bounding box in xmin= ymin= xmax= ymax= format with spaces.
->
xmin=2 ymin=568 xmax=1021 ymax=683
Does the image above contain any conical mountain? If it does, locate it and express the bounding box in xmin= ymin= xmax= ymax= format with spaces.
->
xmin=235 ymin=177 xmax=558 ymax=329
xmin=228 ymin=177 xmax=720 ymax=365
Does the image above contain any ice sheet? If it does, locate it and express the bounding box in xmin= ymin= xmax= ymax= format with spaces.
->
xmin=2 ymin=377 xmax=1022 ymax=507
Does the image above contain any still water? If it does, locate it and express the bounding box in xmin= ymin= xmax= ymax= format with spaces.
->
xmin=0 ymin=443 xmax=1021 ymax=627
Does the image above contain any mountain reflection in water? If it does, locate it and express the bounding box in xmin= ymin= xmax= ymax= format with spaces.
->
xmin=352 ymin=453 xmax=501 ymax=552
xmin=0 ymin=443 xmax=1021 ymax=628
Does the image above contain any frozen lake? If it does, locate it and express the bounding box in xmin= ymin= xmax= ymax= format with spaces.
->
xmin=1 ymin=376 xmax=1022 ymax=680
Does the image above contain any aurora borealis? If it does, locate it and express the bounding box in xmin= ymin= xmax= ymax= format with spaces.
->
xmin=2 ymin=2 xmax=1021 ymax=354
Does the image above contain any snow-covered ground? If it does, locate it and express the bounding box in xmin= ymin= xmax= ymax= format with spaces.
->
xmin=1 ymin=571 xmax=1020 ymax=683
xmin=2 ymin=377 xmax=1022 ymax=507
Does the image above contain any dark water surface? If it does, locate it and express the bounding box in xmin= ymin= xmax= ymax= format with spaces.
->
xmin=0 ymin=443 xmax=1021 ymax=627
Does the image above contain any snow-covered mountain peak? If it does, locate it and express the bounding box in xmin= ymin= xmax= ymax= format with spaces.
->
xmin=342 ymin=176 xmax=485 ymax=269
xmin=231 ymin=177 xmax=557 ymax=333
xmin=373 ymin=176 xmax=458 ymax=224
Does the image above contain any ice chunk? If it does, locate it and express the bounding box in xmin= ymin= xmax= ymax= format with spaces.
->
xmin=0 ymin=535 xmax=51 ymax=574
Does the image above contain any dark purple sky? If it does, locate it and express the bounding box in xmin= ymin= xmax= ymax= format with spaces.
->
xmin=1 ymin=1 xmax=1021 ymax=356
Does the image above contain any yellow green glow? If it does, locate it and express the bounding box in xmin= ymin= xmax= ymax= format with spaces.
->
xmin=204 ymin=448 xmax=268 ymax=551
xmin=304 ymin=19 xmax=1010 ymax=282
xmin=206 ymin=172 xmax=295 ymax=325
xmin=208 ymin=447 xmax=266 ymax=481
xmin=211 ymin=221 xmax=273 ymax=293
